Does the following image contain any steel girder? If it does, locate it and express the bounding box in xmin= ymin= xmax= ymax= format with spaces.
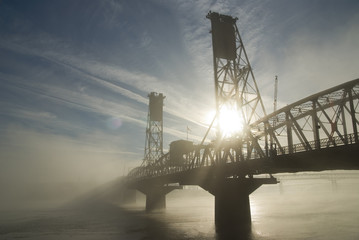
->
xmin=254 ymin=78 xmax=359 ymax=155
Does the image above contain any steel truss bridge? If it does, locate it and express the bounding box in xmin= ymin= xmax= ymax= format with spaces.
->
xmin=128 ymin=77 xmax=359 ymax=186
xmin=125 ymin=12 xmax=359 ymax=232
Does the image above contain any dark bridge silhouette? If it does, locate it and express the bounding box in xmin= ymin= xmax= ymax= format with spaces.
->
xmin=125 ymin=12 xmax=359 ymax=232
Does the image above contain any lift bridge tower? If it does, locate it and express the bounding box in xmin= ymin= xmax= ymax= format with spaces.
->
xmin=207 ymin=12 xmax=268 ymax=158
xmin=206 ymin=12 xmax=275 ymax=230
xmin=144 ymin=92 xmax=165 ymax=166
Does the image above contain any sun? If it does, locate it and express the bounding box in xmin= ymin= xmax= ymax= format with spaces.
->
xmin=218 ymin=105 xmax=244 ymax=138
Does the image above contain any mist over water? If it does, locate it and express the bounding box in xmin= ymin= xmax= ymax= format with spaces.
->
xmin=1 ymin=174 xmax=359 ymax=240
xmin=250 ymin=178 xmax=359 ymax=239
xmin=0 ymin=126 xmax=129 ymax=211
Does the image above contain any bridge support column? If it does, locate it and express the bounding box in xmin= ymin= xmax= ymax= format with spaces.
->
xmin=202 ymin=178 xmax=277 ymax=232
xmin=215 ymin=185 xmax=251 ymax=230
xmin=138 ymin=185 xmax=181 ymax=211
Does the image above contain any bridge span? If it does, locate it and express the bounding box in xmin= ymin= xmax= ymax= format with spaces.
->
xmin=125 ymin=12 xmax=359 ymax=232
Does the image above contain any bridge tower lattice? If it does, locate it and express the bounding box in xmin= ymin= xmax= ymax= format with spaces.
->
xmin=206 ymin=12 xmax=268 ymax=159
xmin=143 ymin=92 xmax=165 ymax=166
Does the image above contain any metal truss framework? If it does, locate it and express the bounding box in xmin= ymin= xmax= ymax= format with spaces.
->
xmin=206 ymin=12 xmax=268 ymax=160
xmin=207 ymin=12 xmax=266 ymax=124
xmin=144 ymin=119 xmax=163 ymax=165
xmin=128 ymin=78 xmax=359 ymax=180
xmin=143 ymin=93 xmax=164 ymax=166
xmin=257 ymin=78 xmax=359 ymax=155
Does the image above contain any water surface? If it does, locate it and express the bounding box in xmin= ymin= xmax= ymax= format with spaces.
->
xmin=1 ymin=178 xmax=358 ymax=239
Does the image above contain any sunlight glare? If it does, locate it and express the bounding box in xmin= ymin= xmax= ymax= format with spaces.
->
xmin=218 ymin=105 xmax=244 ymax=138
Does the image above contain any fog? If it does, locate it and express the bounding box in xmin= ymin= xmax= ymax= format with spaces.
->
xmin=0 ymin=125 xmax=128 ymax=210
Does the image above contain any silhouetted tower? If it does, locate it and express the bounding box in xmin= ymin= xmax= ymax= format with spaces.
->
xmin=274 ymin=75 xmax=278 ymax=113
xmin=207 ymin=12 xmax=268 ymax=158
xmin=144 ymin=92 xmax=165 ymax=165
xmin=271 ymin=76 xmax=278 ymax=150
xmin=273 ymin=75 xmax=278 ymax=129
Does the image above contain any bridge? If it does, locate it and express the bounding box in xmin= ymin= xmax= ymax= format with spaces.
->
xmin=125 ymin=12 xmax=359 ymax=232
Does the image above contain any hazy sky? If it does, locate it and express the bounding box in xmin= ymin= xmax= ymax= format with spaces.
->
xmin=0 ymin=0 xmax=359 ymax=192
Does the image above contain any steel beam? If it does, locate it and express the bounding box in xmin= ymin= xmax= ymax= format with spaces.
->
xmin=348 ymin=89 xmax=358 ymax=143
xmin=312 ymin=100 xmax=321 ymax=149
xmin=286 ymin=111 xmax=294 ymax=153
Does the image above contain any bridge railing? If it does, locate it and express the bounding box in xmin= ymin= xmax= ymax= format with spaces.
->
xmin=278 ymin=133 xmax=356 ymax=155
xmin=127 ymin=133 xmax=357 ymax=182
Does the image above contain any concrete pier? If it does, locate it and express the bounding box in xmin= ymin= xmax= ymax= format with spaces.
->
xmin=137 ymin=185 xmax=181 ymax=211
xmin=215 ymin=186 xmax=252 ymax=230
xmin=202 ymin=178 xmax=276 ymax=232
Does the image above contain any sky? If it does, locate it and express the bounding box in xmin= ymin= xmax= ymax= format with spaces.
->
xmin=0 ymin=0 xmax=359 ymax=206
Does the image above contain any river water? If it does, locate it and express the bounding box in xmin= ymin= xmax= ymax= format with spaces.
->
xmin=1 ymin=178 xmax=359 ymax=240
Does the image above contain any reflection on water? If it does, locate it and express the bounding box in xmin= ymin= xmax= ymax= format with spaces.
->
xmin=1 ymin=178 xmax=359 ymax=239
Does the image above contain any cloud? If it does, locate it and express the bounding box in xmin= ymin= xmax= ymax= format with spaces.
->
xmin=0 ymin=35 xmax=213 ymax=141
xmin=6 ymin=108 xmax=57 ymax=122
xmin=40 ymin=48 xmax=215 ymax=131
xmin=0 ymin=0 xmax=220 ymax=144
xmin=0 ymin=72 xmax=146 ymax=126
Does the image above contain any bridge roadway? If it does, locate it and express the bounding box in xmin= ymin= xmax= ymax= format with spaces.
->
xmin=130 ymin=139 xmax=359 ymax=185
xmin=127 ymin=140 xmax=359 ymax=232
